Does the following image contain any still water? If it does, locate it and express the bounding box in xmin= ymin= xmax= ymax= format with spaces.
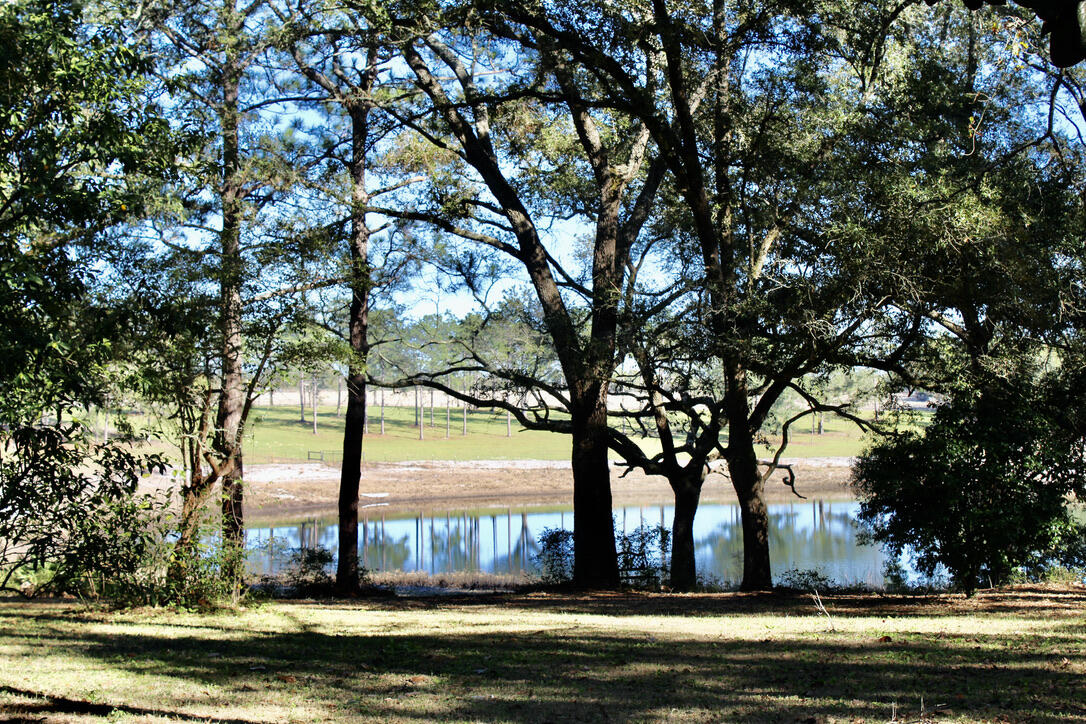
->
xmin=247 ymin=499 xmax=888 ymax=586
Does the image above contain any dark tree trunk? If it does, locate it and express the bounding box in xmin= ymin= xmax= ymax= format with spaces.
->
xmin=722 ymin=360 xmax=773 ymax=592
xmin=220 ymin=463 xmax=244 ymax=584
xmin=337 ymin=369 xmax=365 ymax=593
xmin=335 ymin=60 xmax=375 ymax=593
xmin=728 ymin=444 xmax=772 ymax=591
xmin=669 ymin=470 xmax=704 ymax=591
xmin=571 ymin=398 xmax=619 ymax=588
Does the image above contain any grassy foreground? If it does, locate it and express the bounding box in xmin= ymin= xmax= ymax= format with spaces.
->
xmin=1 ymin=586 xmax=1083 ymax=723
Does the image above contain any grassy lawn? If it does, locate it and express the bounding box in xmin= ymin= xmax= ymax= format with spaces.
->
xmin=232 ymin=404 xmax=915 ymax=464
xmin=122 ymin=401 xmax=929 ymax=465
xmin=0 ymin=585 xmax=1083 ymax=723
xmin=240 ymin=405 xmax=574 ymax=463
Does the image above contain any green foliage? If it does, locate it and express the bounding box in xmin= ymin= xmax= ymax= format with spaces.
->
xmin=165 ymin=513 xmax=252 ymax=608
xmin=283 ymin=545 xmax=338 ymax=597
xmin=533 ymin=528 xmax=574 ymax=585
xmin=0 ymin=0 xmax=174 ymax=422
xmin=0 ymin=0 xmax=171 ymax=237
xmin=777 ymin=568 xmax=835 ymax=592
xmin=535 ymin=524 xmax=671 ymax=588
xmin=616 ymin=525 xmax=670 ymax=588
xmin=0 ymin=424 xmax=171 ymax=603
xmin=853 ymin=374 xmax=1086 ymax=596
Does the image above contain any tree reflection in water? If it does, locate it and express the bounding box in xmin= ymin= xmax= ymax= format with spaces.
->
xmin=246 ymin=500 xmax=886 ymax=586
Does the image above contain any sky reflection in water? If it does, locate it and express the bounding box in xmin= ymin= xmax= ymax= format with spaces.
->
xmin=247 ymin=499 xmax=887 ymax=587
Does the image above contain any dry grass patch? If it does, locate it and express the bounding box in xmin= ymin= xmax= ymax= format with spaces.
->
xmin=0 ymin=585 xmax=1083 ymax=723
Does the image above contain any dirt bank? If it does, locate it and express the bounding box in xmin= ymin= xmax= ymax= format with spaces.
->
xmin=147 ymin=457 xmax=855 ymax=522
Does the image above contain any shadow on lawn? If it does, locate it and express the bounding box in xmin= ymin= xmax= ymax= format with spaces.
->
xmin=331 ymin=584 xmax=1086 ymax=619
xmin=4 ymin=598 xmax=1084 ymax=723
xmin=0 ymin=684 xmax=267 ymax=724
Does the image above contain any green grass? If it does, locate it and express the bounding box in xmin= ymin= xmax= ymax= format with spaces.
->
xmin=242 ymin=404 xmax=913 ymax=464
xmin=0 ymin=586 xmax=1083 ymax=723
xmin=131 ymin=402 xmax=930 ymax=465
xmin=242 ymin=404 xmax=574 ymax=463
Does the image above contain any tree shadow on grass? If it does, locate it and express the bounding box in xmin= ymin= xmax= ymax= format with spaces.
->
xmin=320 ymin=584 xmax=1086 ymax=620
xmin=5 ymin=604 xmax=1084 ymax=723
xmin=0 ymin=684 xmax=266 ymax=724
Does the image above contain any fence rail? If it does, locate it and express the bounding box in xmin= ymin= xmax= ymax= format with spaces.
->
xmin=307 ymin=450 xmax=345 ymax=464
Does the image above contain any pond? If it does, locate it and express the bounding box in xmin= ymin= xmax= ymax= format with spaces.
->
xmin=247 ymin=499 xmax=890 ymax=587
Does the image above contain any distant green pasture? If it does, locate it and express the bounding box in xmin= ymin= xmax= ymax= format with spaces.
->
xmin=122 ymin=400 xmax=928 ymax=465
xmin=239 ymin=403 xmax=926 ymax=464
xmin=243 ymin=403 xmax=573 ymax=463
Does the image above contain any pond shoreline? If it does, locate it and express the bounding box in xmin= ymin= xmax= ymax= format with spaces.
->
xmin=145 ymin=457 xmax=856 ymax=522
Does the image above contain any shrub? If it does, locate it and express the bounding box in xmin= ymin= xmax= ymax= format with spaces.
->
xmin=853 ymin=378 xmax=1086 ymax=596
xmin=778 ymin=568 xmax=834 ymax=592
xmin=533 ymin=528 xmax=574 ymax=584
xmin=165 ymin=516 xmax=252 ymax=608
xmin=616 ymin=524 xmax=670 ymax=588
xmin=534 ymin=524 xmax=671 ymax=588
xmin=0 ymin=423 xmax=172 ymax=604
xmin=284 ymin=545 xmax=337 ymax=597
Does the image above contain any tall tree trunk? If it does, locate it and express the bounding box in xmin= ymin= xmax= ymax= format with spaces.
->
xmin=336 ymin=76 xmax=375 ymax=593
xmin=726 ymin=403 xmax=772 ymax=590
xmin=571 ymin=395 xmax=619 ymax=588
xmin=729 ymin=450 xmax=771 ymax=591
xmin=298 ymin=378 xmax=306 ymax=422
xmin=668 ymin=469 xmax=705 ymax=591
xmin=216 ymin=12 xmax=246 ymax=591
xmin=721 ymin=358 xmax=773 ymax=591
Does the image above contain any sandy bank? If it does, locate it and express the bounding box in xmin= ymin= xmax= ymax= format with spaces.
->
xmin=146 ymin=457 xmax=855 ymax=521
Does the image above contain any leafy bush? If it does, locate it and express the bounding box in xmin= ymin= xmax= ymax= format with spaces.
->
xmin=853 ymin=379 xmax=1086 ymax=596
xmin=0 ymin=423 xmax=172 ymax=603
xmin=778 ymin=568 xmax=834 ymax=592
xmin=165 ymin=515 xmax=251 ymax=608
xmin=534 ymin=524 xmax=671 ymax=588
xmin=533 ymin=528 xmax=574 ymax=584
xmin=284 ymin=545 xmax=337 ymax=597
xmin=616 ymin=525 xmax=670 ymax=588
